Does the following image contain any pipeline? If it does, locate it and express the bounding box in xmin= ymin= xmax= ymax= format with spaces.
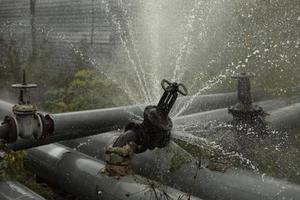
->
xmin=0 ymin=83 xmax=242 ymax=151
xmin=0 ymin=90 xmax=270 ymax=146
xmin=169 ymin=89 xmax=268 ymax=116
xmin=0 ymin=99 xmax=145 ymax=150
xmin=174 ymin=98 xmax=298 ymax=127
xmin=4 ymin=105 xmax=142 ymax=151
xmin=45 ymin=95 xmax=300 ymax=139
xmin=0 ymin=75 xmax=285 ymax=152
xmin=25 ymin=143 xmax=201 ymax=200
xmin=63 ymin=132 xmax=300 ymax=200
xmin=14 ymin=96 xmax=292 ymax=151
xmin=8 ymin=97 xmax=295 ymax=151
xmin=267 ymin=102 xmax=300 ymax=132
xmin=0 ymin=181 xmax=46 ymax=200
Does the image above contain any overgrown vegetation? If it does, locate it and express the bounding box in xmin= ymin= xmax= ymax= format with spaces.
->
xmin=0 ymin=151 xmax=55 ymax=199
xmin=44 ymin=68 xmax=130 ymax=113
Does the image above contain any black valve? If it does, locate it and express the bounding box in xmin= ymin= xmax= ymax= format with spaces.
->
xmin=112 ymin=79 xmax=188 ymax=154
xmin=157 ymin=79 xmax=188 ymax=115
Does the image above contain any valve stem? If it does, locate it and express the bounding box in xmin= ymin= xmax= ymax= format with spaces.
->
xmin=228 ymin=72 xmax=267 ymax=132
xmin=12 ymin=69 xmax=37 ymax=105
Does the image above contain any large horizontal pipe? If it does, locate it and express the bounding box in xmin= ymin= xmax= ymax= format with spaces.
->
xmin=46 ymin=105 xmax=144 ymax=136
xmin=7 ymin=105 xmax=143 ymax=151
xmin=174 ymin=98 xmax=298 ymax=127
xmin=25 ymin=143 xmax=201 ymax=200
xmin=3 ymin=95 xmax=299 ymax=151
xmin=0 ymin=93 xmax=240 ymax=150
xmin=0 ymin=90 xmax=268 ymax=127
xmin=63 ymin=132 xmax=300 ymax=200
xmin=0 ymin=92 xmax=243 ymax=138
xmin=0 ymin=181 xmax=46 ymax=200
xmin=267 ymin=102 xmax=300 ymax=132
xmin=8 ymin=98 xmax=292 ymax=151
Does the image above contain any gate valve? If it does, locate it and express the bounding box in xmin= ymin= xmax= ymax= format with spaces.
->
xmin=0 ymin=70 xmax=50 ymax=145
xmin=111 ymin=79 xmax=188 ymax=155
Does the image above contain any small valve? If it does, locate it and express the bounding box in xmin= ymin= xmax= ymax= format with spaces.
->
xmin=229 ymin=72 xmax=267 ymax=134
xmin=10 ymin=70 xmax=43 ymax=140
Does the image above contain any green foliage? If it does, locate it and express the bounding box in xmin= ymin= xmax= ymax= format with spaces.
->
xmin=0 ymin=151 xmax=54 ymax=200
xmin=44 ymin=68 xmax=130 ymax=112
xmin=0 ymin=37 xmax=23 ymax=87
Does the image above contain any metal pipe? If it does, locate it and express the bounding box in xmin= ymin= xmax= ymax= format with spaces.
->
xmin=0 ymin=93 xmax=237 ymax=150
xmin=2 ymin=96 xmax=299 ymax=151
xmin=174 ymin=90 xmax=266 ymax=116
xmin=0 ymin=181 xmax=46 ymax=200
xmin=63 ymin=133 xmax=300 ymax=200
xmin=267 ymin=102 xmax=300 ymax=132
xmin=0 ymin=90 xmax=266 ymax=123
xmin=25 ymin=143 xmax=201 ymax=200
xmin=8 ymin=98 xmax=291 ymax=151
xmin=0 ymin=92 xmax=254 ymax=134
xmin=0 ymin=95 xmax=239 ymax=150
xmin=8 ymin=106 xmax=143 ymax=151
xmin=174 ymin=99 xmax=294 ymax=127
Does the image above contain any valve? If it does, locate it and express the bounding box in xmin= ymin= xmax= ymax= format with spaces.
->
xmin=113 ymin=79 xmax=188 ymax=151
xmin=11 ymin=70 xmax=44 ymax=140
xmin=0 ymin=70 xmax=51 ymax=145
